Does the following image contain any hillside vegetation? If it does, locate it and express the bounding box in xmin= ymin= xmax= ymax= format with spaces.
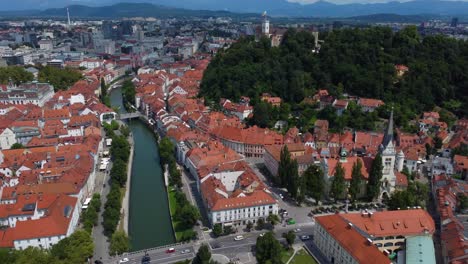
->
xmin=200 ymin=27 xmax=468 ymax=129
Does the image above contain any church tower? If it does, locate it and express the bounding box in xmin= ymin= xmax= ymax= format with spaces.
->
xmin=380 ymin=109 xmax=397 ymax=197
xmin=262 ymin=11 xmax=270 ymax=36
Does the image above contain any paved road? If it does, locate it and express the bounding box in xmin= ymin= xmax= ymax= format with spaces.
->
xmin=105 ymin=225 xmax=316 ymax=264
xmin=110 ymin=245 xmax=196 ymax=264
xmin=93 ymin=146 xmax=112 ymax=261
xmin=247 ymin=161 xmax=313 ymax=225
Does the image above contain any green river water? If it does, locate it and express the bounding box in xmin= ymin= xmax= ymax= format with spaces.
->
xmin=110 ymin=87 xmax=175 ymax=250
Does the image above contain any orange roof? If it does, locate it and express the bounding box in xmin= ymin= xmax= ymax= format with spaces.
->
xmin=326 ymin=157 xmax=371 ymax=180
xmin=395 ymin=171 xmax=408 ymax=187
xmin=213 ymin=125 xmax=283 ymax=146
xmin=315 ymin=214 xmax=390 ymax=264
xmin=11 ymin=195 xmax=77 ymax=240
xmin=211 ymin=189 xmax=276 ymax=211
xmin=454 ymin=155 xmax=468 ymax=171
xmin=358 ymin=98 xmax=384 ymax=108
xmin=341 ymin=209 xmax=435 ymax=237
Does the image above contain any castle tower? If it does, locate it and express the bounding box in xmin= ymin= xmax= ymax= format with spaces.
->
xmin=261 ymin=11 xmax=270 ymax=36
xmin=380 ymin=109 xmax=397 ymax=197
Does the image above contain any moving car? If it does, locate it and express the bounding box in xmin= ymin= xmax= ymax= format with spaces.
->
xmin=166 ymin=248 xmax=175 ymax=253
xmin=119 ymin=258 xmax=129 ymax=263
xmin=301 ymin=235 xmax=310 ymax=240
xmin=259 ymin=233 xmax=265 ymax=237
xmin=294 ymin=228 xmax=301 ymax=233
xmin=180 ymin=249 xmax=191 ymax=254
xmin=234 ymin=235 xmax=244 ymax=241
xmin=141 ymin=254 xmax=151 ymax=264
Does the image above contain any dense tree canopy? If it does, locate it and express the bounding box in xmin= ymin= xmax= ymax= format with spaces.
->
xmin=330 ymin=162 xmax=346 ymax=200
xmin=256 ymin=232 xmax=283 ymax=264
xmin=50 ymin=230 xmax=94 ymax=263
xmin=387 ymin=181 xmax=429 ymax=210
xmin=192 ymin=244 xmax=211 ymax=264
xmin=0 ymin=66 xmax=33 ymax=85
xmin=38 ymin=66 xmax=82 ymax=91
xmin=122 ymin=79 xmax=136 ymax=109
xmin=109 ymin=231 xmax=130 ymax=256
xmin=367 ymin=154 xmax=383 ymax=201
xmin=302 ymin=164 xmax=325 ymax=204
xmin=0 ymin=230 xmax=95 ymax=264
xmin=349 ymin=160 xmax=364 ymax=201
xmin=201 ymin=27 xmax=468 ymax=129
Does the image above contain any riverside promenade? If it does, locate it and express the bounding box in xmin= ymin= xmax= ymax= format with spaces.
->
xmin=121 ymin=132 xmax=134 ymax=234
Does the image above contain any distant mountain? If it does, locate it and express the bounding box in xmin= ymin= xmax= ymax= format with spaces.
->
xmin=38 ymin=3 xmax=250 ymax=18
xmin=2 ymin=0 xmax=468 ymax=18
xmin=109 ymin=0 xmax=468 ymax=17
xmin=347 ymin=13 xmax=430 ymax=23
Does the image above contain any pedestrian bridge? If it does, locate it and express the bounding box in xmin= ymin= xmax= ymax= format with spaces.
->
xmin=119 ymin=112 xmax=142 ymax=120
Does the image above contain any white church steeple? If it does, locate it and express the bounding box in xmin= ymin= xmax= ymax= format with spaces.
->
xmin=262 ymin=11 xmax=270 ymax=35
xmin=380 ymin=108 xmax=397 ymax=198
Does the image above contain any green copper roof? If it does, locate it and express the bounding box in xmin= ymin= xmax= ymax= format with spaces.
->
xmin=405 ymin=236 xmax=436 ymax=264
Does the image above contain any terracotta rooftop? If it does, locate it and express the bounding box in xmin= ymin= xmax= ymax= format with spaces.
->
xmin=341 ymin=209 xmax=435 ymax=237
xmin=315 ymin=214 xmax=390 ymax=264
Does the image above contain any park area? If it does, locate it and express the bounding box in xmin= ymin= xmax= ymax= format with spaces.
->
xmin=282 ymin=248 xmax=318 ymax=264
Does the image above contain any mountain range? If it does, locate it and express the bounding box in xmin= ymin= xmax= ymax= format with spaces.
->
xmin=1 ymin=0 xmax=468 ymax=18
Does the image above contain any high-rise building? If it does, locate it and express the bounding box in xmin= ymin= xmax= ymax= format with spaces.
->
xmin=121 ymin=20 xmax=133 ymax=36
xmin=451 ymin=17 xmax=459 ymax=28
xmin=102 ymin=21 xmax=114 ymax=39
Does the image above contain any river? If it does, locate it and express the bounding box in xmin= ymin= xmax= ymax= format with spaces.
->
xmin=110 ymin=87 xmax=175 ymax=250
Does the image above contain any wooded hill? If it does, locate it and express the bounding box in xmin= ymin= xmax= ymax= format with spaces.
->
xmin=200 ymin=27 xmax=468 ymax=130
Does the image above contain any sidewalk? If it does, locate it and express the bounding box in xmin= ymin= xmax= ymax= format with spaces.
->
xmin=120 ymin=134 xmax=134 ymax=234
xmin=93 ymin=170 xmax=111 ymax=261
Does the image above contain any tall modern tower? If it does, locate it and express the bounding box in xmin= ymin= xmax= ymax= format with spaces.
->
xmin=261 ymin=11 xmax=270 ymax=36
xmin=67 ymin=8 xmax=71 ymax=27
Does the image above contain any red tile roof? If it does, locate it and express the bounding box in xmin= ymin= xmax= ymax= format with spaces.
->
xmin=341 ymin=209 xmax=435 ymax=237
xmin=11 ymin=195 xmax=77 ymax=241
xmin=358 ymin=98 xmax=385 ymax=108
xmin=315 ymin=214 xmax=390 ymax=264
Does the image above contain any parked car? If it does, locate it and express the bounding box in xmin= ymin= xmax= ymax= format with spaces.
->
xmin=259 ymin=233 xmax=265 ymax=237
xmin=166 ymin=248 xmax=175 ymax=253
xmin=119 ymin=258 xmax=129 ymax=263
xmin=234 ymin=235 xmax=244 ymax=241
xmin=180 ymin=249 xmax=191 ymax=254
xmin=94 ymin=261 xmax=103 ymax=264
